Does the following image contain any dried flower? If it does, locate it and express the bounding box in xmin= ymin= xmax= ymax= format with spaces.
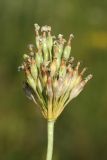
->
xmin=18 ymin=24 xmax=92 ymax=121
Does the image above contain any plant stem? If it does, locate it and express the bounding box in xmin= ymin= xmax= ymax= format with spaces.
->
xmin=46 ymin=120 xmax=55 ymax=160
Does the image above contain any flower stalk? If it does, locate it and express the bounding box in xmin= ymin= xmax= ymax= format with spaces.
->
xmin=46 ymin=121 xmax=55 ymax=160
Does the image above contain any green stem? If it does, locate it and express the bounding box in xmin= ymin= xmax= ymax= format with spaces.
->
xmin=46 ymin=120 xmax=55 ymax=160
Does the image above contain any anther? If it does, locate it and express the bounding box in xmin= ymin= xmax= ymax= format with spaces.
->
xmin=34 ymin=24 xmax=40 ymax=36
xmin=23 ymin=54 xmax=29 ymax=60
xmin=34 ymin=24 xmax=40 ymax=31
xmin=67 ymin=33 xmax=74 ymax=45
xmin=18 ymin=65 xmax=24 ymax=71
xmin=28 ymin=44 xmax=34 ymax=52
xmin=58 ymin=34 xmax=63 ymax=39
xmin=84 ymin=74 xmax=93 ymax=83
xmin=47 ymin=26 xmax=51 ymax=32
xmin=80 ymin=68 xmax=87 ymax=76
xmin=68 ymin=57 xmax=74 ymax=64
xmin=41 ymin=25 xmax=48 ymax=32
xmin=70 ymin=34 xmax=74 ymax=39
xmin=75 ymin=62 xmax=80 ymax=70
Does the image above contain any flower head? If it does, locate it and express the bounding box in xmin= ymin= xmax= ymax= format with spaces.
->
xmin=19 ymin=24 xmax=92 ymax=121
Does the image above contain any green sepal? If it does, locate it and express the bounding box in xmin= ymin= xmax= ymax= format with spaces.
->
xmin=27 ymin=74 xmax=36 ymax=92
xmin=31 ymin=63 xmax=38 ymax=80
xmin=63 ymin=45 xmax=71 ymax=60
xmin=42 ymin=38 xmax=49 ymax=61
xmin=35 ymin=51 xmax=43 ymax=68
xmin=47 ymin=36 xmax=53 ymax=60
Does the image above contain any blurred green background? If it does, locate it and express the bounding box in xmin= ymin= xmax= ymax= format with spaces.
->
xmin=0 ymin=0 xmax=107 ymax=160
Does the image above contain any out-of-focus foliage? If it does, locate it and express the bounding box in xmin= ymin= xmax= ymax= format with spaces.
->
xmin=0 ymin=0 xmax=107 ymax=160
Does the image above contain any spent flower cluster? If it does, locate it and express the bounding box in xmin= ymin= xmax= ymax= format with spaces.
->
xmin=18 ymin=24 xmax=92 ymax=121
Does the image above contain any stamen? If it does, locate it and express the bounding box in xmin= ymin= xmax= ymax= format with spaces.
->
xmin=34 ymin=24 xmax=40 ymax=36
xmin=75 ymin=62 xmax=80 ymax=70
xmin=18 ymin=65 xmax=24 ymax=71
xmin=34 ymin=23 xmax=40 ymax=31
xmin=58 ymin=34 xmax=66 ymax=45
xmin=28 ymin=44 xmax=35 ymax=57
xmin=68 ymin=57 xmax=74 ymax=64
xmin=41 ymin=25 xmax=48 ymax=37
xmin=80 ymin=68 xmax=87 ymax=76
xmin=58 ymin=34 xmax=63 ymax=39
xmin=47 ymin=26 xmax=51 ymax=37
xmin=84 ymin=74 xmax=93 ymax=83
xmin=67 ymin=33 xmax=74 ymax=46
xmin=28 ymin=44 xmax=34 ymax=52
xmin=23 ymin=54 xmax=29 ymax=60
xmin=47 ymin=26 xmax=51 ymax=32
xmin=70 ymin=33 xmax=74 ymax=39
xmin=41 ymin=25 xmax=48 ymax=32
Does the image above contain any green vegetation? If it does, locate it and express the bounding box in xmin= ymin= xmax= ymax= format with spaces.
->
xmin=0 ymin=0 xmax=107 ymax=160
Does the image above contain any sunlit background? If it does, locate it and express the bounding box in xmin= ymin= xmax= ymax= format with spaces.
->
xmin=0 ymin=0 xmax=107 ymax=160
